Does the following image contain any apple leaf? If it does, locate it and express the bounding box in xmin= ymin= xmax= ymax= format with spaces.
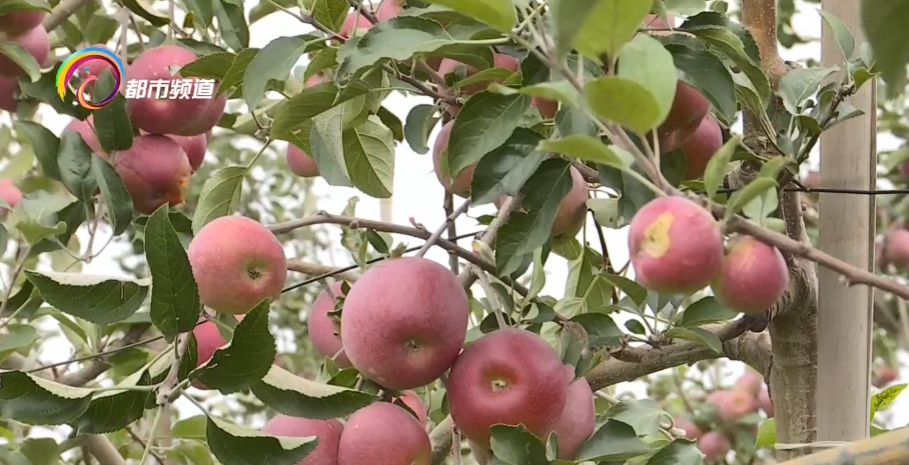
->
xmin=549 ymin=0 xmax=603 ymax=59
xmin=271 ymin=80 xmax=374 ymax=143
xmin=564 ymin=248 xmax=614 ymax=314
xmin=192 ymin=165 xmax=247 ymax=234
xmin=470 ymin=128 xmax=547 ymax=206
xmin=645 ymin=439 xmax=703 ymax=465
xmin=0 ymin=371 xmax=93 ymax=426
xmin=212 ymin=0 xmax=249 ymax=51
xmin=490 ymin=424 xmax=550 ymax=465
xmin=679 ymin=296 xmax=738 ymax=327
xmin=145 ymin=204 xmax=202 ymax=341
xmin=173 ymin=415 xmax=208 ymax=440
xmin=660 ymin=35 xmax=737 ymax=126
xmin=495 ymin=159 xmax=573 ymax=276
xmin=310 ymin=107 xmax=354 ymax=188
xmin=861 ymin=0 xmax=909 ymax=97
xmin=312 ymin=0 xmax=348 ymax=32
xmin=870 ymin=383 xmax=907 ymax=420
xmin=24 ymin=271 xmax=149 ymax=325
xmin=818 ymin=9 xmax=855 ymax=63
xmin=702 ymin=135 xmax=740 ymax=201
xmin=206 ymin=414 xmax=318 ymax=465
xmin=250 ymin=365 xmax=377 ymax=419
xmin=15 ymin=121 xmax=61 ymax=181
xmin=243 ymin=35 xmax=322 ymax=111
xmin=617 ymin=34 xmax=678 ymax=125
xmin=585 ymin=77 xmax=662 ymax=134
xmin=0 ymin=325 xmax=39 ymax=363
xmin=192 ymin=302 xmax=276 ymax=393
xmin=404 ymin=104 xmax=439 ymax=155
xmin=91 ymin=70 xmax=133 ymax=152
xmin=91 ymin=155 xmax=133 ymax=236
xmin=724 ymin=177 xmax=778 ymax=219
xmin=420 ymin=0 xmax=515 ymax=32
xmin=664 ymin=327 xmax=722 ymax=354
xmin=446 ymin=92 xmax=531 ymax=179
xmin=342 ymin=116 xmax=395 ymax=199
xmin=576 ymin=419 xmax=653 ymax=462
xmin=559 ymin=321 xmax=589 ymax=368
xmin=755 ymin=419 xmax=776 ymax=447
xmin=778 ymin=67 xmax=839 ymax=115
xmin=120 ymin=0 xmax=169 ymax=26
xmin=0 ymin=42 xmax=41 ymax=83
xmin=571 ymin=313 xmax=622 ymax=349
xmin=572 ymin=0 xmax=653 ymax=62
xmin=337 ymin=17 xmax=458 ymax=78
xmin=0 ymin=1 xmax=51 ymax=15
xmin=57 ymin=132 xmax=98 ymax=201
xmin=72 ymin=371 xmax=154 ymax=435
xmin=539 ymin=135 xmax=634 ymax=169
xmin=607 ymin=399 xmax=666 ymax=437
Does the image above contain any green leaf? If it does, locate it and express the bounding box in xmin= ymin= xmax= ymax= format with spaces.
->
xmin=343 ymin=116 xmax=395 ymax=199
xmin=495 ymin=159 xmax=574 ymax=276
xmin=244 ymin=36 xmax=316 ymax=110
xmin=271 ymin=80 xmax=373 ymax=142
xmin=212 ymin=0 xmax=250 ymax=51
xmin=304 ymin=47 xmax=338 ymax=83
xmin=179 ymin=51 xmax=236 ymax=82
xmin=19 ymin=438 xmax=60 ymax=465
xmin=617 ymin=34 xmax=678 ymax=124
xmin=250 ymin=365 xmax=377 ymax=419
xmin=15 ymin=122 xmax=61 ymax=181
xmin=0 ymin=325 xmax=39 ymax=363
xmin=72 ymin=371 xmax=154 ymax=435
xmin=0 ymin=371 xmax=93 ymax=425
xmin=377 ymin=107 xmax=403 ymax=142
xmin=550 ymin=0 xmax=603 ymax=58
xmin=755 ymin=418 xmax=776 ymax=447
xmin=585 ymin=77 xmax=662 ymax=133
xmin=489 ymin=425 xmax=550 ymax=465
xmin=725 ymin=177 xmax=778 ymax=218
xmin=471 ymin=128 xmax=547 ymax=205
xmin=24 ymin=271 xmax=149 ymax=325
xmin=219 ymin=48 xmax=260 ymax=95
xmin=57 ymin=132 xmax=98 ymax=201
xmin=145 ymin=205 xmax=202 ymax=341
xmin=539 ymin=135 xmax=634 ymax=169
xmin=337 ymin=17 xmax=460 ymax=77
xmin=587 ymin=198 xmax=625 ymax=228
xmin=576 ymin=419 xmax=653 ymax=462
xmin=564 ymin=247 xmax=614 ymax=314
xmin=573 ymin=0 xmax=653 ymax=61
xmin=607 ymin=399 xmax=665 ymax=437
xmin=404 ymin=104 xmax=439 ymax=154
xmin=664 ymin=327 xmax=722 ymax=353
xmin=0 ymin=1 xmax=51 ymax=15
xmin=778 ymin=67 xmax=839 ymax=115
xmin=0 ymin=42 xmax=41 ymax=83
xmin=702 ymin=134 xmax=740 ymax=200
xmin=447 ymin=92 xmax=531 ymax=177
xmin=183 ymin=0 xmax=214 ymax=30
xmin=870 ymin=383 xmax=907 ymax=420
xmin=206 ymin=415 xmax=318 ymax=465
xmin=862 ymin=0 xmax=909 ymax=97
xmin=18 ymin=62 xmax=90 ymax=120
xmin=309 ymin=108 xmax=352 ymax=187
xmin=559 ymin=321 xmax=589 ymax=368
xmin=661 ymin=36 xmax=737 ymax=126
xmin=91 ymin=155 xmax=133 ymax=236
xmin=645 ymin=439 xmax=702 ymax=465
xmin=173 ymin=415 xmax=208 ymax=439
xmin=571 ymin=313 xmax=622 ymax=348
xmin=312 ymin=0 xmax=348 ymax=32
xmin=120 ymin=0 xmax=169 ymax=26
xmin=193 ymin=302 xmax=276 ymax=393
xmin=680 ymin=296 xmax=738 ymax=327
xmin=818 ymin=9 xmax=855 ymax=62
xmin=192 ymin=166 xmax=247 ymax=234
xmin=421 ymin=0 xmax=515 ymax=32
xmin=92 ymin=70 xmax=133 ymax=152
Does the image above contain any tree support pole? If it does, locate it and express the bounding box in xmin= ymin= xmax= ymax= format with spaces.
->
xmin=817 ymin=0 xmax=878 ymax=443
xmin=778 ymin=427 xmax=909 ymax=465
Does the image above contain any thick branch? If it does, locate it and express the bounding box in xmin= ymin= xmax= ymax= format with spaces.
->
xmin=43 ymin=0 xmax=97 ymax=32
xmin=82 ymin=435 xmax=127 ymax=465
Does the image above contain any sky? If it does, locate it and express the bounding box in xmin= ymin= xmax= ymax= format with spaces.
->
xmin=12 ymin=0 xmax=908 ymax=451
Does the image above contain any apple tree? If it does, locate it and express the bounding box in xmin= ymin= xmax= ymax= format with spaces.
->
xmin=0 ymin=0 xmax=908 ymax=464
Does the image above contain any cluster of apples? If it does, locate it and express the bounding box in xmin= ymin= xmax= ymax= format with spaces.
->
xmin=61 ymin=44 xmax=226 ymax=214
xmin=675 ymin=371 xmax=773 ymax=462
xmin=629 ymin=196 xmax=790 ymax=314
xmin=182 ymin=214 xmax=596 ymax=464
xmin=0 ymin=8 xmax=50 ymax=112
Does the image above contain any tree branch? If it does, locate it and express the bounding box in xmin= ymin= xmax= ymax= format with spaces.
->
xmin=286 ymin=259 xmax=362 ymax=282
xmin=82 ymin=435 xmax=126 ymax=465
xmin=43 ymin=0 xmax=97 ymax=32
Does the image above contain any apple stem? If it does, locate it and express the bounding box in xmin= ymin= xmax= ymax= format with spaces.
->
xmin=416 ymin=200 xmax=470 ymax=258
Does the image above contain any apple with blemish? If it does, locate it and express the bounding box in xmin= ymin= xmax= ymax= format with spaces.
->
xmin=437 ymin=52 xmax=520 ymax=95
xmin=711 ymin=235 xmax=789 ymax=314
xmin=140 ymin=129 xmax=209 ymax=172
xmin=126 ymin=45 xmax=225 ymax=136
xmin=337 ymin=402 xmax=431 ymax=465
xmin=447 ymin=328 xmax=568 ymax=449
xmin=263 ymin=415 xmax=344 ymax=465
xmin=341 ymin=256 xmax=468 ymax=390
xmin=628 ymin=196 xmax=723 ymax=295
xmin=307 ymin=282 xmax=350 ymax=367
xmin=0 ymin=26 xmax=49 ymax=77
xmin=188 ymin=215 xmax=288 ymax=315
xmin=111 ymin=135 xmax=191 ymax=214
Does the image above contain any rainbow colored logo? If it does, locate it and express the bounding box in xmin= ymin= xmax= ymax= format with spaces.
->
xmin=56 ymin=46 xmax=125 ymax=110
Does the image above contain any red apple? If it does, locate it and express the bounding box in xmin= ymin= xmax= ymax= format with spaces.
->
xmin=337 ymin=402 xmax=431 ymax=465
xmin=307 ymin=282 xmax=351 ymax=367
xmin=657 ymin=82 xmax=710 ymax=153
xmin=64 ymin=117 xmax=105 ymax=156
xmin=881 ymin=229 xmax=909 ymax=270
xmin=0 ymin=10 xmax=46 ymax=37
xmin=396 ymin=390 xmax=428 ymax=425
xmin=698 ymin=431 xmax=730 ymax=462
xmin=875 ymin=366 xmax=899 ymax=387
xmin=287 ymin=144 xmax=319 ymax=177
xmin=0 ymin=77 xmax=18 ymax=112
xmin=432 ymin=120 xmax=475 ymax=198
xmin=340 ymin=257 xmax=469 ymax=390
xmin=0 ymin=26 xmax=49 ymax=77
xmin=263 ymin=415 xmax=344 ymax=465
xmin=187 ymin=215 xmax=288 ymax=314
xmin=757 ymin=387 xmax=774 ymax=418
xmin=84 ymin=43 xmax=114 ymax=79
xmin=532 ymin=96 xmax=558 ymax=119
xmin=628 ymin=196 xmax=723 ymax=295
xmin=680 ymin=113 xmax=722 ymax=180
xmin=139 ymin=129 xmax=208 ymax=172
xmin=674 ymin=417 xmax=702 ymax=440
xmin=711 ymin=235 xmax=789 ymax=314
xmin=111 ymin=134 xmax=191 ymax=214
xmin=0 ymin=178 xmax=22 ymax=217
xmin=733 ymin=371 xmax=764 ymax=397
xmin=447 ymin=328 xmax=569 ymax=448
xmin=551 ymin=371 xmax=595 ymax=460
